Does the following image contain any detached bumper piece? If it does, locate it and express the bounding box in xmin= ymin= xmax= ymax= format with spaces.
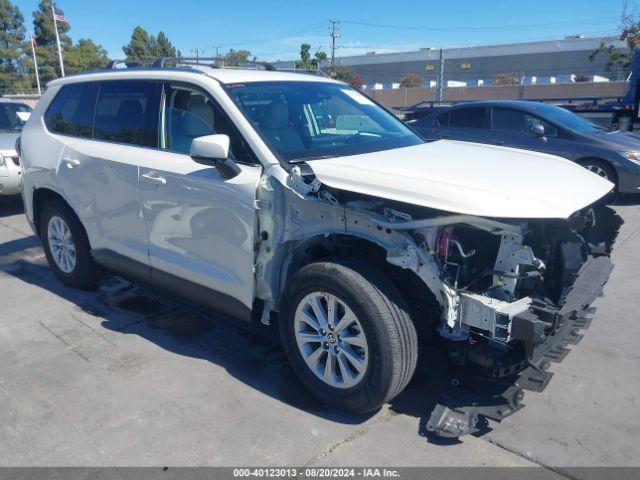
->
xmin=426 ymin=255 xmax=613 ymax=438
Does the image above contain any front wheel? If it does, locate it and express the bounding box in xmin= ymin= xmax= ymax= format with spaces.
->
xmin=280 ymin=259 xmax=418 ymax=413
xmin=580 ymin=159 xmax=617 ymax=191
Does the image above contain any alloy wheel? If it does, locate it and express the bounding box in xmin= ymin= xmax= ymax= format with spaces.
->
xmin=294 ymin=291 xmax=369 ymax=389
xmin=585 ymin=164 xmax=610 ymax=180
xmin=47 ymin=216 xmax=76 ymax=273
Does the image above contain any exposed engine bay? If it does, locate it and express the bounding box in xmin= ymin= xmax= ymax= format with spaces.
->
xmin=253 ymin=164 xmax=619 ymax=437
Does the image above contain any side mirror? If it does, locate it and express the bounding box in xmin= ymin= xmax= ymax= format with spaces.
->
xmin=531 ymin=124 xmax=546 ymax=137
xmin=190 ymin=134 xmax=240 ymax=179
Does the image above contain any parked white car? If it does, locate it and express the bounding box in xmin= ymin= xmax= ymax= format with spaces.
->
xmin=19 ymin=62 xmax=615 ymax=436
xmin=0 ymin=100 xmax=31 ymax=196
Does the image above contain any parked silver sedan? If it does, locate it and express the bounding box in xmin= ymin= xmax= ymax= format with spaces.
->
xmin=0 ymin=100 xmax=32 ymax=196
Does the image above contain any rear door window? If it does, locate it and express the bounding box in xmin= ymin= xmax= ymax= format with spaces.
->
xmin=448 ymin=107 xmax=486 ymax=129
xmin=434 ymin=111 xmax=449 ymax=127
xmin=492 ymin=107 xmax=558 ymax=136
xmin=492 ymin=108 xmax=528 ymax=133
xmin=44 ymin=83 xmax=97 ymax=137
xmin=93 ymin=81 xmax=159 ymax=147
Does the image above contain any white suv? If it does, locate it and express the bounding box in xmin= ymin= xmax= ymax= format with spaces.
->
xmin=19 ymin=61 xmax=614 ymax=435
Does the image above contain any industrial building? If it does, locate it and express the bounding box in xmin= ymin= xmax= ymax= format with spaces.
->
xmin=274 ymin=35 xmax=627 ymax=89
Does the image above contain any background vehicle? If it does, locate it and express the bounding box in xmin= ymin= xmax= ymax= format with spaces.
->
xmin=408 ymin=100 xmax=640 ymax=193
xmin=400 ymin=46 xmax=640 ymax=132
xmin=19 ymin=60 xmax=614 ymax=436
xmin=0 ymin=100 xmax=32 ymax=196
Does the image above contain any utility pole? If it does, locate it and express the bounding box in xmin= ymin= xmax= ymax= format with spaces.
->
xmin=190 ymin=48 xmax=203 ymax=65
xmin=437 ymin=48 xmax=444 ymax=102
xmin=329 ymin=19 xmax=340 ymax=70
xmin=213 ymin=45 xmax=221 ymax=67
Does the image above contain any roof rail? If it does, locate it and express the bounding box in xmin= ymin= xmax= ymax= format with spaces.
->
xmin=152 ymin=56 xmax=275 ymax=71
xmin=104 ymin=59 xmax=145 ymax=69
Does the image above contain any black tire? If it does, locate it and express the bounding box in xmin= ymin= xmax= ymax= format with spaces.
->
xmin=579 ymin=159 xmax=618 ymax=192
xmin=280 ymin=258 xmax=418 ymax=413
xmin=40 ymin=200 xmax=101 ymax=289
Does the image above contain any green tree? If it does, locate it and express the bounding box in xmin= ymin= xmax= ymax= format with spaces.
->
xmin=122 ymin=26 xmax=155 ymax=62
xmin=400 ymin=73 xmax=423 ymax=88
xmin=0 ymin=0 xmax=28 ymax=92
xmin=299 ymin=43 xmax=311 ymax=63
xmin=224 ymin=48 xmax=251 ymax=66
xmin=31 ymin=1 xmax=110 ymax=83
xmin=33 ymin=0 xmax=70 ymax=48
xmin=154 ymin=31 xmax=177 ymax=58
xmin=32 ymin=0 xmax=72 ymax=82
xmin=66 ymin=38 xmax=109 ymax=72
xmin=590 ymin=7 xmax=640 ymax=72
xmin=315 ymin=50 xmax=327 ymax=64
xmin=295 ymin=44 xmax=327 ymax=70
xmin=123 ymin=27 xmax=180 ymax=63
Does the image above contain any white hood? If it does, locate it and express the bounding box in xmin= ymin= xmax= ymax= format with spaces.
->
xmin=307 ymin=140 xmax=614 ymax=219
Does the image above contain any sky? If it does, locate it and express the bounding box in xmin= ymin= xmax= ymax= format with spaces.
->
xmin=12 ymin=0 xmax=638 ymax=61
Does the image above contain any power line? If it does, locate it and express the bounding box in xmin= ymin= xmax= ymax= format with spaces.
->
xmin=199 ymin=21 xmax=326 ymax=52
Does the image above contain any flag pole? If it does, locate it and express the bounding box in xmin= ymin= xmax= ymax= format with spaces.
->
xmin=50 ymin=2 xmax=65 ymax=77
xmin=30 ymin=34 xmax=42 ymax=95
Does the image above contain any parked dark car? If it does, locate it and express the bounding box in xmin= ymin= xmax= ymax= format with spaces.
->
xmin=407 ymin=100 xmax=640 ymax=194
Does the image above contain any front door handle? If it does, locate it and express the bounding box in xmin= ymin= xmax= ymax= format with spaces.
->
xmin=61 ymin=157 xmax=80 ymax=168
xmin=141 ymin=172 xmax=167 ymax=186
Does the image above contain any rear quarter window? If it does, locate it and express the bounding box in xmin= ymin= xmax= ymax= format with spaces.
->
xmin=44 ymin=83 xmax=97 ymax=137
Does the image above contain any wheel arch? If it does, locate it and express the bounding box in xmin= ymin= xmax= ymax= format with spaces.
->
xmin=576 ymin=156 xmax=618 ymax=188
xmin=32 ymin=187 xmax=81 ymax=240
xmin=276 ymin=233 xmax=439 ymax=327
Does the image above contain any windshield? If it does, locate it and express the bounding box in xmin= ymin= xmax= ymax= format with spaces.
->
xmin=0 ymin=103 xmax=32 ymax=132
xmin=533 ymin=103 xmax=606 ymax=134
xmin=226 ymin=81 xmax=422 ymax=162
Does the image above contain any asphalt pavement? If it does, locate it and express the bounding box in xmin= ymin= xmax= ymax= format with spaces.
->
xmin=0 ymin=195 xmax=639 ymax=475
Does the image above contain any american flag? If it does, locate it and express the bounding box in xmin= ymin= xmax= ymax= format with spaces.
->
xmin=30 ymin=34 xmax=38 ymax=48
xmin=54 ymin=11 xmax=68 ymax=23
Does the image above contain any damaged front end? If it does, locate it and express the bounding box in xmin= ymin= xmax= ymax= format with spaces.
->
xmin=255 ymin=164 xmax=618 ymax=438
xmin=370 ymin=205 xmax=617 ymax=437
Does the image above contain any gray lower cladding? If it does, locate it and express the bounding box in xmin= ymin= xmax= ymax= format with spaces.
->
xmin=91 ymin=249 xmax=253 ymax=323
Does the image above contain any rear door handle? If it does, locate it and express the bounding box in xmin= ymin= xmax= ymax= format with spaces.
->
xmin=61 ymin=157 xmax=80 ymax=168
xmin=141 ymin=172 xmax=167 ymax=186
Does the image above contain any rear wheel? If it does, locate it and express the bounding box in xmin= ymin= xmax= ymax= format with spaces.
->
xmin=280 ymin=258 xmax=418 ymax=413
xmin=41 ymin=201 xmax=101 ymax=289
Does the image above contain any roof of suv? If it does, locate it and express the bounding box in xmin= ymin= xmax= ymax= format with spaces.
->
xmin=47 ymin=66 xmax=341 ymax=88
